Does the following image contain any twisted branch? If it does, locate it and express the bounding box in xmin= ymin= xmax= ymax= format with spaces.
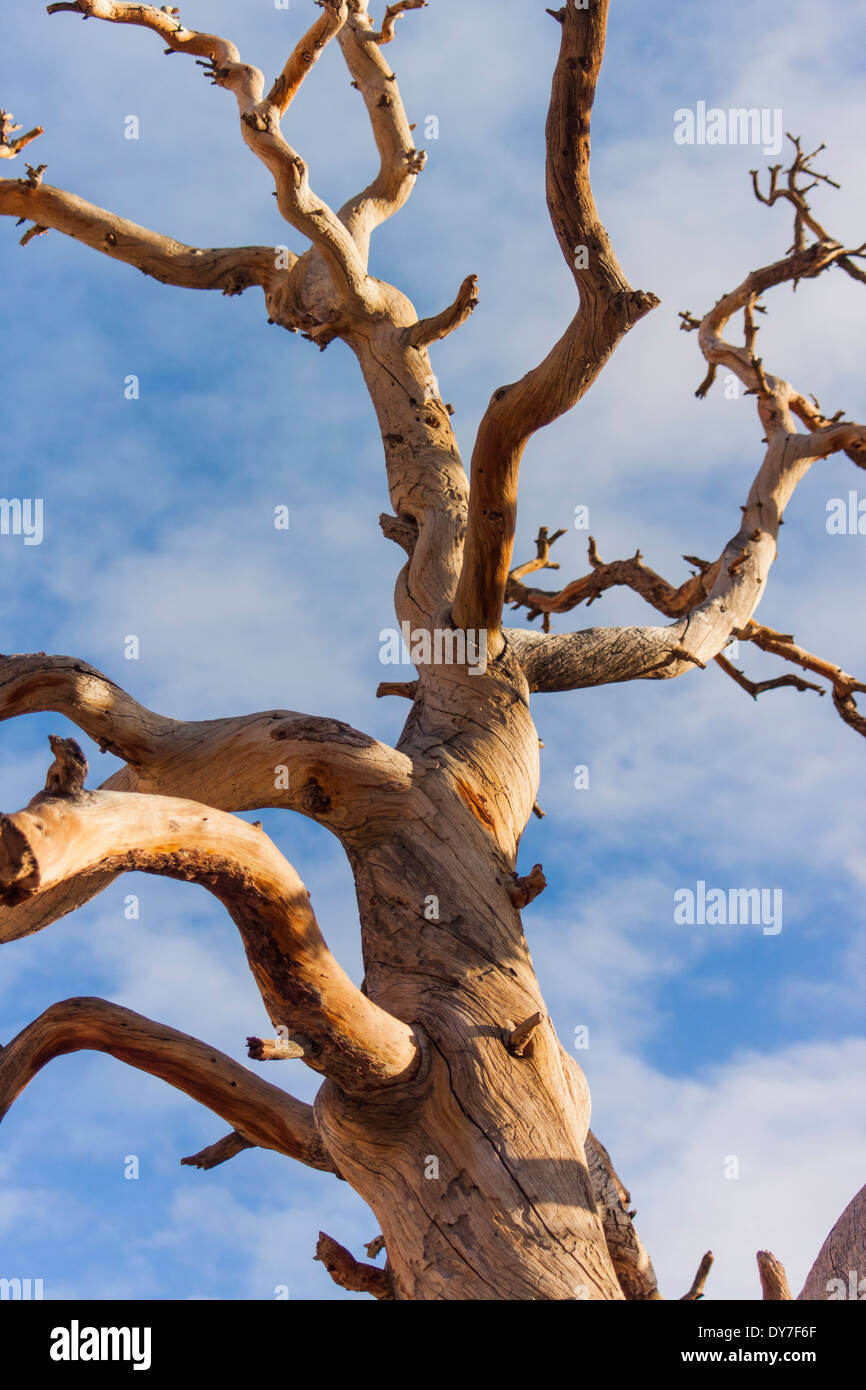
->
xmin=0 ymin=652 xmax=411 ymax=831
xmin=335 ymin=0 xmax=429 ymax=260
xmin=0 ymin=739 xmax=419 ymax=1095
xmin=0 ymin=997 xmax=335 ymax=1172
xmin=453 ymin=0 xmax=659 ymax=648
xmin=48 ymin=0 xmax=371 ymax=309
xmin=509 ymin=139 xmax=865 ymax=698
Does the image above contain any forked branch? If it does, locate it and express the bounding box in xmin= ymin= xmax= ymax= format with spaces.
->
xmin=48 ymin=0 xmax=371 ymax=309
xmin=756 ymin=1250 xmax=792 ymax=1301
xmin=335 ymin=0 xmax=429 ymax=258
xmin=0 ymin=109 xmax=43 ymax=159
xmin=364 ymin=1 xmax=427 ymax=46
xmin=681 ymin=1251 xmax=714 ymax=1301
xmin=509 ymin=139 xmax=865 ymax=699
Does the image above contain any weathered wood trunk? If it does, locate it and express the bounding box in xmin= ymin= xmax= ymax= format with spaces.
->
xmin=2 ymin=0 xmax=864 ymax=1306
xmin=318 ymin=660 xmax=620 ymax=1299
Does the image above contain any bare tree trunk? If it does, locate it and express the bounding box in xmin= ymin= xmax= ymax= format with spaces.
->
xmin=1 ymin=0 xmax=865 ymax=1301
xmin=325 ymin=661 xmax=617 ymax=1299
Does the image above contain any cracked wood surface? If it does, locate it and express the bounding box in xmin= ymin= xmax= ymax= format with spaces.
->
xmin=0 ymin=0 xmax=862 ymax=1301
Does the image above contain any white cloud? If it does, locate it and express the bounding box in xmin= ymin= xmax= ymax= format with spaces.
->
xmin=588 ymin=1039 xmax=866 ymax=1300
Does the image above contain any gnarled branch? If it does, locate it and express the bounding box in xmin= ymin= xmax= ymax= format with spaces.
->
xmin=508 ymin=533 xmax=714 ymax=627
xmin=0 ymin=740 xmax=419 ymax=1096
xmin=268 ymin=1 xmax=348 ymax=117
xmin=452 ymin=0 xmax=659 ymax=648
xmin=585 ymin=1130 xmax=661 ymax=1301
xmin=0 ymin=178 xmax=285 ymax=293
xmin=315 ymin=1230 xmax=394 ymax=1299
xmin=714 ymin=652 xmax=824 ymax=704
xmin=402 ymin=275 xmax=479 ymax=350
xmin=681 ymin=1251 xmax=714 ymax=1301
xmin=0 ymin=654 xmax=412 ymax=839
xmin=0 ymin=109 xmax=43 ymax=160
xmin=507 ymin=135 xmax=864 ymax=696
xmin=49 ymin=0 xmax=371 ymax=310
xmin=364 ymin=1 xmax=427 ymax=46
xmin=757 ymin=1250 xmax=792 ymax=1301
xmin=335 ymin=0 xmax=428 ymax=259
xmin=181 ymin=1131 xmax=256 ymax=1171
xmin=0 ymin=996 xmax=335 ymax=1172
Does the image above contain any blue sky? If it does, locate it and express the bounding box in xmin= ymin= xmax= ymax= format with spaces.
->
xmin=1 ymin=0 xmax=865 ymax=1300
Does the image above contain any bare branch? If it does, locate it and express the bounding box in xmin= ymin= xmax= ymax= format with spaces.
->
xmin=501 ymin=143 xmax=866 ymax=696
xmin=181 ymin=1131 xmax=256 ymax=1171
xmin=507 ymin=397 xmax=866 ymax=694
xmin=0 ymin=110 xmax=43 ymax=160
xmin=402 ymin=274 xmax=479 ymax=350
xmin=696 ymin=141 xmax=864 ymax=427
xmin=0 ymin=654 xmax=412 ymax=840
xmin=506 ymin=864 xmax=546 ymax=909
xmin=757 ymin=1250 xmax=793 ymax=1300
xmin=509 ymin=525 xmax=567 ymax=585
xmin=247 ymin=1035 xmax=306 ymax=1061
xmin=741 ymin=622 xmax=866 ymax=739
xmin=681 ymin=1251 xmax=714 ymax=1301
xmin=751 ymin=136 xmax=840 ymax=252
xmin=714 ymin=652 xmax=824 ymax=703
xmin=48 ymin=0 xmax=370 ymax=308
xmin=379 ymin=512 xmax=418 ymax=554
xmin=508 ymin=533 xmax=714 ymax=623
xmin=376 ymin=680 xmax=418 ymax=700
xmin=43 ymin=735 xmax=89 ymax=796
xmin=0 ymin=177 xmax=284 ymax=293
xmin=315 ymin=1231 xmax=394 ymax=1299
xmin=0 ymin=740 xmax=420 ymax=1095
xmin=364 ymin=0 xmax=428 ymax=46
xmin=503 ymin=1011 xmax=544 ymax=1059
xmin=585 ymin=1130 xmax=661 ymax=1301
xmin=453 ymin=0 xmax=659 ymax=647
xmin=790 ymin=418 xmax=866 ymax=464
xmin=0 ymin=870 xmax=120 ymax=948
xmin=508 ymin=519 xmax=866 ymax=743
xmin=0 ymin=997 xmax=335 ymax=1172
xmin=0 ymin=654 xmax=176 ymax=764
xmin=506 ymin=623 xmax=695 ymax=693
xmin=335 ymin=0 xmax=428 ymax=258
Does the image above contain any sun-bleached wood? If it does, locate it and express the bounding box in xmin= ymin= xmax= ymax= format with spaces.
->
xmin=0 ymin=742 xmax=419 ymax=1095
xmin=0 ymin=0 xmax=862 ymax=1300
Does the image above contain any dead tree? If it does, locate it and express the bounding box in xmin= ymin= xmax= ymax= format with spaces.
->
xmin=1 ymin=0 xmax=864 ymax=1300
